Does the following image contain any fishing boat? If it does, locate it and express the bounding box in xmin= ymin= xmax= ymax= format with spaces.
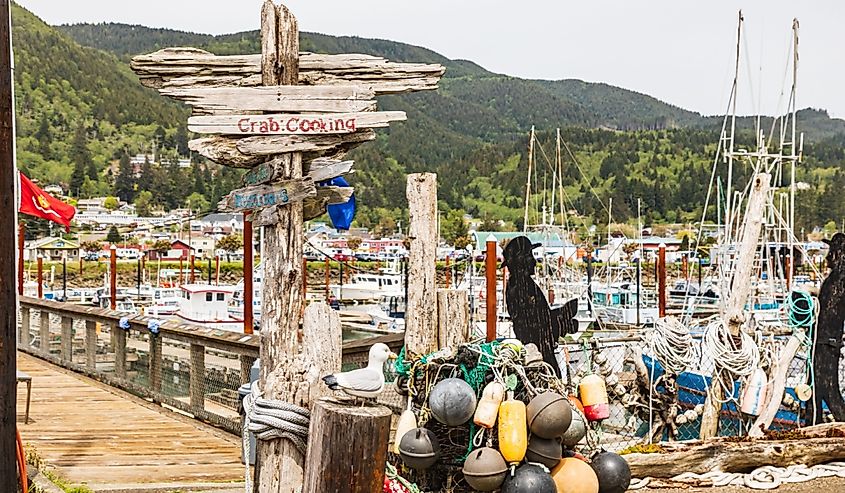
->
xmin=146 ymin=287 xmax=183 ymax=316
xmin=590 ymin=281 xmax=659 ymax=327
xmin=176 ymin=284 xmax=244 ymax=332
xmin=329 ymin=268 xmax=403 ymax=303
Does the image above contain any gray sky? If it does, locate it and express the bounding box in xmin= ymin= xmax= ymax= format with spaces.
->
xmin=14 ymin=1 xmax=845 ymax=119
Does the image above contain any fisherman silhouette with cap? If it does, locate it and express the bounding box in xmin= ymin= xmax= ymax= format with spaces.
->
xmin=503 ymin=236 xmax=578 ymax=377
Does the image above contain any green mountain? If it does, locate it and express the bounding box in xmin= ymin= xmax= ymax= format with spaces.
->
xmin=12 ymin=4 xmax=845 ymax=240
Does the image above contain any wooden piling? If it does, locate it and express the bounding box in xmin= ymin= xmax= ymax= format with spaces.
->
xmin=658 ymin=243 xmax=666 ymax=318
xmin=190 ymin=343 xmax=205 ymax=410
xmin=39 ymin=310 xmax=50 ymax=354
xmin=485 ymin=234 xmax=497 ymax=342
xmin=85 ymin=320 xmax=96 ymax=370
xmin=114 ymin=326 xmax=126 ymax=379
xmin=60 ymin=316 xmax=72 ymax=362
xmin=20 ymin=306 xmax=30 ymax=348
xmin=404 ymin=172 xmax=438 ymax=357
xmin=438 ymin=289 xmax=470 ymax=348
xmin=150 ymin=333 xmax=162 ymax=394
xmin=110 ymin=245 xmax=117 ymax=310
xmin=303 ymin=399 xmax=391 ymax=493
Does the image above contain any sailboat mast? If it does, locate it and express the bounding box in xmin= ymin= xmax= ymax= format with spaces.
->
xmin=789 ymin=18 xmax=799 ymax=265
xmin=726 ymin=10 xmax=743 ymax=243
xmin=523 ymin=126 xmax=535 ymax=232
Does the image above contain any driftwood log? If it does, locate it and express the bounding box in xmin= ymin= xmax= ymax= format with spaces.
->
xmin=131 ymin=47 xmax=445 ymax=94
xmin=626 ymin=423 xmax=845 ymax=478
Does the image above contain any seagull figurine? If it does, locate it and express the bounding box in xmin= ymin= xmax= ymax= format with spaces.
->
xmin=322 ymin=343 xmax=397 ymax=402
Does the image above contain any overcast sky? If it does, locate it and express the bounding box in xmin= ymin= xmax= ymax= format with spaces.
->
xmin=14 ymin=1 xmax=845 ymax=119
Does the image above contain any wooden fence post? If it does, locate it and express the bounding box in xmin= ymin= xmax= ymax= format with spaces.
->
xmin=39 ymin=310 xmax=50 ymax=354
xmin=190 ymin=343 xmax=206 ymax=410
xmin=405 ymin=173 xmax=438 ymax=357
xmin=60 ymin=316 xmax=72 ymax=362
xmin=19 ymin=306 xmax=30 ymax=348
xmin=114 ymin=326 xmax=126 ymax=379
xmin=85 ymin=320 xmax=97 ymax=370
xmin=303 ymin=399 xmax=391 ymax=493
xmin=240 ymin=354 xmax=257 ymax=386
xmin=437 ymin=289 xmax=470 ymax=349
xmin=150 ymin=334 xmax=162 ymax=394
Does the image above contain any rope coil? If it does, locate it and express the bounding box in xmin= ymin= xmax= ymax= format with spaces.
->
xmin=628 ymin=462 xmax=845 ymax=490
xmin=241 ymin=382 xmax=311 ymax=491
xmin=647 ymin=317 xmax=695 ymax=374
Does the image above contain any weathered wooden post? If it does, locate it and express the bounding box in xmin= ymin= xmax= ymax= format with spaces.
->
xmin=700 ymin=173 xmax=770 ymax=439
xmin=60 ymin=315 xmax=72 ymax=362
xmin=405 ymin=173 xmax=438 ymax=357
xmin=150 ymin=332 xmax=162 ymax=394
xmin=438 ymin=289 xmax=470 ymax=348
xmin=129 ymin=2 xmax=443 ymax=489
xmin=19 ymin=306 xmax=30 ymax=347
xmin=303 ymin=400 xmax=391 ymax=493
xmin=114 ymin=325 xmax=126 ymax=379
xmin=85 ymin=319 xmax=97 ymax=370
xmin=39 ymin=309 xmax=50 ymax=354
xmin=190 ymin=343 xmax=205 ymax=410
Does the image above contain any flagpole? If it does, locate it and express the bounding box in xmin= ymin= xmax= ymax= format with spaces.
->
xmin=1 ymin=0 xmax=19 ymax=488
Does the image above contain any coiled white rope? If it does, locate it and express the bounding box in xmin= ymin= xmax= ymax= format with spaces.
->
xmin=646 ymin=316 xmax=695 ymax=374
xmin=628 ymin=462 xmax=845 ymax=490
xmin=704 ymin=318 xmax=759 ymax=377
xmin=241 ymin=382 xmax=311 ymax=491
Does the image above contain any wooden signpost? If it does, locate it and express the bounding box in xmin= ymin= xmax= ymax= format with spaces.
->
xmin=131 ymin=2 xmax=443 ymax=492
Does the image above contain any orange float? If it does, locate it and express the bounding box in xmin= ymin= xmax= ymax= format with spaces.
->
xmin=550 ymin=457 xmax=599 ymax=493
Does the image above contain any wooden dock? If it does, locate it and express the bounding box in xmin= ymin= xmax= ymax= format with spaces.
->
xmin=16 ymin=352 xmax=245 ymax=492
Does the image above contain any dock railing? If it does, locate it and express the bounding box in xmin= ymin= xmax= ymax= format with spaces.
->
xmin=17 ymin=296 xmax=405 ymax=434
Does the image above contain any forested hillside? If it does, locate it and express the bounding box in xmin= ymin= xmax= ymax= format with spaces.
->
xmin=11 ymin=3 xmax=845 ymax=240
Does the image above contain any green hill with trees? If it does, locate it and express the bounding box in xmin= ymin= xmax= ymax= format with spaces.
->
xmin=10 ymin=3 xmax=845 ymax=243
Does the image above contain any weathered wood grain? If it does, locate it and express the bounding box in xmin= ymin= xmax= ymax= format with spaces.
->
xmin=437 ymin=289 xmax=470 ymax=349
xmin=189 ymin=130 xmax=374 ymax=167
xmin=131 ymin=47 xmax=445 ymax=94
xmin=405 ymin=173 xmax=439 ymax=357
xmin=303 ymin=399 xmax=391 ymax=492
xmin=160 ymin=85 xmax=376 ymax=114
xmin=187 ymin=110 xmax=405 ymax=135
xmin=626 ymin=423 xmax=845 ymax=478
xmin=305 ymin=158 xmax=354 ymax=183
xmin=15 ymin=353 xmax=244 ymax=489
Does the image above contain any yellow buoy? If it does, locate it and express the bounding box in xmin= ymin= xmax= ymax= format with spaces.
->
xmin=474 ymin=381 xmax=505 ymax=429
xmin=551 ymin=457 xmax=599 ymax=493
xmin=497 ymin=392 xmax=527 ymax=464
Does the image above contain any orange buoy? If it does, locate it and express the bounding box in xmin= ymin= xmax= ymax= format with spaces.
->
xmin=568 ymin=395 xmax=585 ymax=414
xmin=579 ymin=374 xmax=609 ymax=421
xmin=551 ymin=457 xmax=599 ymax=493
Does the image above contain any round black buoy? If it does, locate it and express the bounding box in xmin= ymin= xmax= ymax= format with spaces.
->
xmin=398 ymin=428 xmax=440 ymax=470
xmin=590 ymin=451 xmax=631 ymax=493
xmin=501 ymin=463 xmax=556 ymax=493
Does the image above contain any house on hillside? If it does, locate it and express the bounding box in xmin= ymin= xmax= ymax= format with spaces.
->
xmin=198 ymin=213 xmax=244 ymax=237
xmin=146 ymin=239 xmax=194 ymax=261
xmin=25 ymin=237 xmax=80 ymax=261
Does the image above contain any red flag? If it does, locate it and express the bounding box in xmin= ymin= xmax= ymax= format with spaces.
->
xmin=18 ymin=171 xmax=76 ymax=231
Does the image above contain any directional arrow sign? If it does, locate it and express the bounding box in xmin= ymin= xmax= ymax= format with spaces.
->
xmin=218 ymin=178 xmax=316 ymax=212
xmin=188 ymin=111 xmax=406 ymax=135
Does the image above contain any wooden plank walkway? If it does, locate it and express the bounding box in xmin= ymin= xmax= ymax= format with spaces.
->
xmin=15 ymin=352 xmax=246 ymax=492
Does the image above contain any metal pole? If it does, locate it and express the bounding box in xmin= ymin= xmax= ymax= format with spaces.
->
xmin=178 ymin=256 xmax=183 ymax=286
xmin=36 ymin=256 xmax=43 ymax=298
xmin=339 ymin=258 xmax=344 ymax=301
xmin=243 ymin=214 xmax=254 ymax=334
xmin=208 ymin=257 xmax=212 ymax=285
xmin=636 ymin=259 xmax=641 ymax=326
xmin=17 ymin=222 xmax=23 ymax=294
xmin=0 ymin=3 xmax=17 ymax=484
xmin=62 ymin=254 xmax=67 ymax=301
xmin=485 ymin=234 xmax=497 ymax=342
xmin=658 ymin=243 xmax=666 ymax=318
xmin=215 ymin=255 xmax=220 ymax=285
xmin=110 ymin=245 xmax=117 ymax=310
xmin=136 ymin=257 xmax=141 ymax=299
xmin=189 ymin=253 xmax=195 ymax=284
xmin=586 ymin=253 xmax=593 ymax=315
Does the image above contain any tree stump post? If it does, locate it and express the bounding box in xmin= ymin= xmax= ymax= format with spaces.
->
xmin=405 ymin=173 xmax=438 ymax=357
xmin=437 ymin=288 xmax=469 ymax=348
xmin=303 ymin=399 xmax=392 ymax=493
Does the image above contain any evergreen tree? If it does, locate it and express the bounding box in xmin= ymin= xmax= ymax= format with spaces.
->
xmin=114 ymin=152 xmax=135 ymax=202
xmin=106 ymin=225 xmax=122 ymax=243
xmin=34 ymin=114 xmax=51 ymax=160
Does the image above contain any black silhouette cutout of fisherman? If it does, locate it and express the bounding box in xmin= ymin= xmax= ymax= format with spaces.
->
xmin=502 ymin=236 xmax=579 ymax=377
xmin=811 ymin=232 xmax=845 ymax=422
